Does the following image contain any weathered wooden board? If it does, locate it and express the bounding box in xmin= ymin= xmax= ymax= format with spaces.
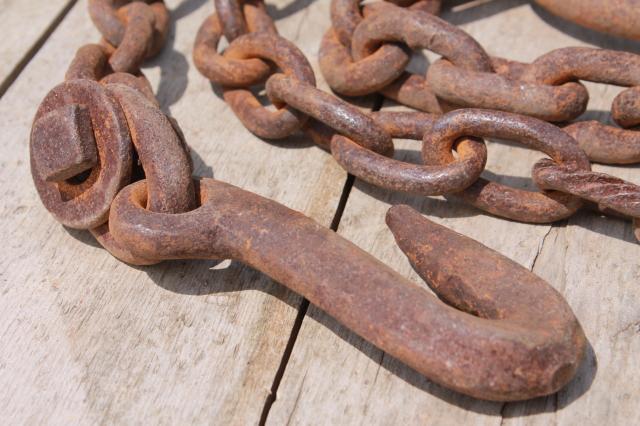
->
xmin=268 ymin=2 xmax=640 ymax=425
xmin=0 ymin=0 xmax=76 ymax=94
xmin=0 ymin=0 xmax=349 ymax=424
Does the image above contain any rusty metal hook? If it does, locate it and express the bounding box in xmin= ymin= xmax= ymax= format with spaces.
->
xmin=108 ymin=177 xmax=585 ymax=401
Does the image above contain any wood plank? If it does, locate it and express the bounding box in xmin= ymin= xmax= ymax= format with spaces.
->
xmin=0 ymin=0 xmax=349 ymax=424
xmin=0 ymin=0 xmax=76 ymax=95
xmin=268 ymin=2 xmax=640 ymax=425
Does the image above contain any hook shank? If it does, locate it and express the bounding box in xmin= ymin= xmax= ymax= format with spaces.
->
xmin=110 ymin=178 xmax=585 ymax=401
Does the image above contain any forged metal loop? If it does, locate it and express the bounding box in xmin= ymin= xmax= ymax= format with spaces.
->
xmin=101 ymin=72 xmax=157 ymax=104
xmin=379 ymin=73 xmax=451 ymax=114
xmin=214 ymin=0 xmax=277 ymax=41
xmin=564 ymin=122 xmax=640 ymax=165
xmin=321 ymin=2 xmax=469 ymax=97
xmin=534 ymin=0 xmax=640 ymax=41
xmin=214 ymin=0 xmax=248 ymax=41
xmin=427 ymin=58 xmax=589 ymax=122
xmin=323 ymin=3 xmax=490 ymax=97
xmin=324 ymin=0 xmax=445 ymax=110
xmin=106 ymin=84 xmax=195 ymax=214
xmin=221 ymin=32 xmax=316 ymax=139
xmin=66 ymin=44 xmax=109 ymax=81
xmin=30 ymin=79 xmax=133 ymax=229
xmin=193 ymin=13 xmax=272 ymax=88
xmin=331 ymin=111 xmax=487 ymax=196
xmin=330 ymin=0 xmax=442 ymax=48
xmin=422 ymin=109 xmax=591 ymax=223
xmin=109 ymin=178 xmax=585 ymax=401
xmin=523 ymin=47 xmax=640 ymax=87
xmin=318 ymin=27 xmax=411 ymax=97
xmin=319 ymin=2 xmax=465 ymax=96
xmin=612 ymin=86 xmax=640 ymax=129
xmin=532 ymin=159 xmax=640 ymax=222
xmin=90 ymin=83 xmax=196 ymax=265
xmin=194 ymin=2 xmax=276 ymax=87
xmin=66 ymin=43 xmax=157 ymax=103
xmin=351 ymin=6 xmax=492 ymax=72
xmin=521 ymin=47 xmax=640 ymax=164
xmin=265 ymin=74 xmax=394 ymax=155
xmin=243 ymin=0 xmax=278 ymax=34
xmin=88 ymin=0 xmax=169 ymax=73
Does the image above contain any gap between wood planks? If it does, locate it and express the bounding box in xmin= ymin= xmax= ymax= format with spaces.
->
xmin=0 ymin=0 xmax=79 ymax=99
xmin=259 ymin=94 xmax=386 ymax=425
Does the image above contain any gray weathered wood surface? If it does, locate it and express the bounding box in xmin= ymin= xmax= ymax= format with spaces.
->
xmin=0 ymin=0 xmax=638 ymax=425
xmin=0 ymin=0 xmax=76 ymax=93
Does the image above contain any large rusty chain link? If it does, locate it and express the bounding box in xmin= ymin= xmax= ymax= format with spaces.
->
xmin=29 ymin=0 xmax=640 ymax=402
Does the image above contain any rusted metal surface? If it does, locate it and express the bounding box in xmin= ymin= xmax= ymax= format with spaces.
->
xmin=266 ymin=74 xmax=393 ymax=155
xmin=193 ymin=0 xmax=276 ymax=88
xmin=106 ymin=84 xmax=195 ymax=214
xmin=522 ymin=47 xmax=640 ymax=86
xmin=321 ymin=3 xmax=490 ymax=97
xmin=30 ymin=79 xmax=133 ymax=229
xmin=108 ymin=178 xmax=585 ymax=401
xmin=378 ymin=72 xmax=450 ymax=114
xmin=66 ymin=43 xmax=157 ymax=103
xmin=323 ymin=1 xmax=442 ymax=100
xmin=88 ymin=0 xmax=169 ymax=73
xmin=221 ymin=32 xmax=316 ymax=139
xmin=330 ymin=0 xmax=442 ymax=49
xmin=521 ymin=47 xmax=640 ymax=164
xmin=193 ymin=1 xmax=640 ymax=236
xmin=534 ymin=0 xmax=640 ymax=41
xmin=427 ymin=58 xmax=589 ymax=122
xmin=193 ymin=13 xmax=272 ymax=88
xmin=94 ymin=82 xmax=195 ymax=265
xmin=434 ymin=47 xmax=640 ymax=164
xmin=31 ymin=104 xmax=98 ymax=183
xmin=318 ymin=26 xmax=411 ymax=97
xmin=533 ymin=159 xmax=640 ymax=219
xmin=65 ymin=43 xmax=109 ymax=80
xmin=612 ymin=86 xmax=640 ymax=128
xmin=422 ymin=109 xmax=591 ymax=222
xmin=564 ymin=122 xmax=640 ymax=165
xmin=331 ymin=111 xmax=487 ymax=196
xmin=350 ymin=5 xmax=491 ymax=72
xmin=213 ymin=0 xmax=247 ymax=41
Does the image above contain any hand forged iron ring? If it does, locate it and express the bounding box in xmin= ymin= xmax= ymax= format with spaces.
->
xmin=88 ymin=0 xmax=170 ymax=72
xmin=421 ymin=109 xmax=592 ymax=223
xmin=221 ymin=32 xmax=317 ymax=139
xmin=330 ymin=111 xmax=488 ymax=195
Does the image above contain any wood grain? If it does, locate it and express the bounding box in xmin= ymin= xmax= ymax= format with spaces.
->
xmin=268 ymin=2 xmax=640 ymax=425
xmin=0 ymin=0 xmax=348 ymax=424
xmin=0 ymin=0 xmax=76 ymax=94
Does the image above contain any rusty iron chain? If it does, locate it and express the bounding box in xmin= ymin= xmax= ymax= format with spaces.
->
xmin=29 ymin=0 xmax=640 ymax=402
xmin=194 ymin=0 xmax=640 ymax=239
